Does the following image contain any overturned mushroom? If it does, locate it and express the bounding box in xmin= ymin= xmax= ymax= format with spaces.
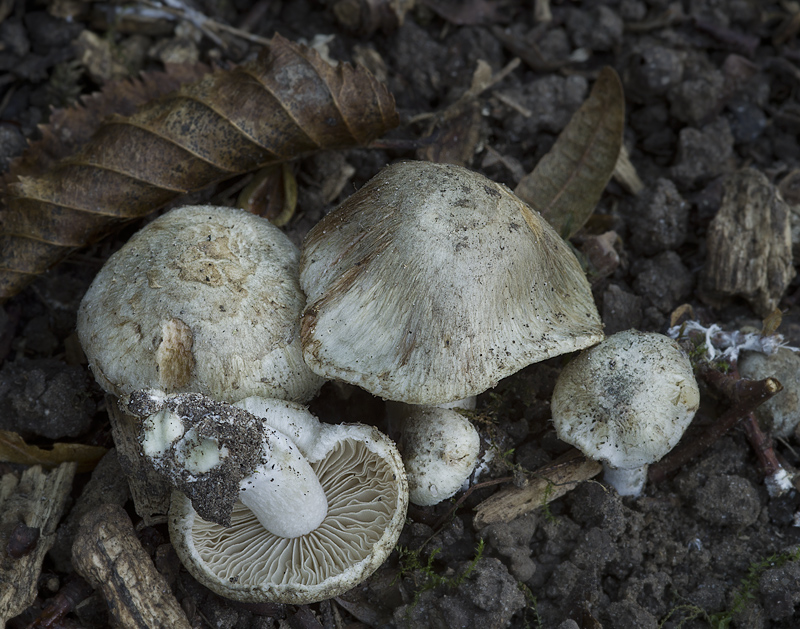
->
xmin=551 ymin=330 xmax=700 ymax=497
xmin=128 ymin=392 xmax=408 ymax=603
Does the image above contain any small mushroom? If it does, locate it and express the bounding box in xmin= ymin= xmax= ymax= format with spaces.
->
xmin=551 ymin=330 xmax=700 ymax=497
xmin=300 ymin=161 xmax=604 ymax=406
xmin=128 ymin=392 xmax=408 ymax=603
xmin=394 ymin=404 xmax=481 ymax=506
xmin=78 ymin=204 xmax=324 ymax=405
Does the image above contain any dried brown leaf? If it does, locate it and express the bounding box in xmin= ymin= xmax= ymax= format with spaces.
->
xmin=515 ymin=67 xmax=625 ymax=239
xmin=0 ymin=430 xmax=106 ymax=473
xmin=0 ymin=34 xmax=398 ymax=302
xmin=5 ymin=63 xmax=211 ymax=184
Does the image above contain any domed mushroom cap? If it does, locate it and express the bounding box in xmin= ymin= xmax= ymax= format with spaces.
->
xmin=300 ymin=161 xmax=603 ymax=405
xmin=551 ymin=330 xmax=700 ymax=471
xmin=398 ymin=406 xmax=481 ymax=506
xmin=77 ymin=205 xmax=324 ymax=403
xmin=169 ymin=422 xmax=408 ymax=604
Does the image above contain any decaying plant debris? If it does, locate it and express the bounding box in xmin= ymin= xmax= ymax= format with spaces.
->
xmin=2 ymin=1 xmax=800 ymax=628
xmin=0 ymin=34 xmax=398 ymax=302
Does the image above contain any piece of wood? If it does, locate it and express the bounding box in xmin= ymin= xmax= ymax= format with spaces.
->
xmin=612 ymin=144 xmax=644 ymax=195
xmin=473 ymin=452 xmax=601 ymax=529
xmin=0 ymin=462 xmax=77 ymax=624
xmin=701 ymin=168 xmax=795 ymax=317
xmin=72 ymin=503 xmax=191 ymax=629
xmin=107 ymin=396 xmax=171 ymax=525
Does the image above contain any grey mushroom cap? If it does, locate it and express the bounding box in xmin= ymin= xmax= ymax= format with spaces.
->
xmin=300 ymin=161 xmax=604 ymax=405
xmin=168 ymin=420 xmax=409 ymax=604
xmin=77 ymin=205 xmax=324 ymax=404
xmin=551 ymin=330 xmax=700 ymax=484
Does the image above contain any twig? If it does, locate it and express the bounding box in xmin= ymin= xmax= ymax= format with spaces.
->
xmin=430 ymin=476 xmax=513 ymax=531
xmin=26 ymin=574 xmax=94 ymax=629
xmin=693 ymin=18 xmax=760 ymax=57
xmin=742 ymin=412 xmax=796 ymax=496
xmin=137 ymin=0 xmax=272 ymax=48
xmin=649 ymin=372 xmax=781 ymax=483
xmin=702 ymin=367 xmax=782 ymax=403
xmin=72 ymin=504 xmax=191 ymax=628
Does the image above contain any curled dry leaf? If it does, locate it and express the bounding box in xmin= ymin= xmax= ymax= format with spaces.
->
xmin=0 ymin=34 xmax=398 ymax=302
xmin=5 ymin=63 xmax=211 ymax=184
xmin=0 ymin=429 xmax=107 ymax=473
xmin=515 ymin=66 xmax=625 ymax=239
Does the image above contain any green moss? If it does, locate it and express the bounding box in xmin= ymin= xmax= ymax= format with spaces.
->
xmin=395 ymin=539 xmax=486 ymax=610
xmin=660 ymin=546 xmax=800 ymax=628
xmin=518 ymin=583 xmax=544 ymax=628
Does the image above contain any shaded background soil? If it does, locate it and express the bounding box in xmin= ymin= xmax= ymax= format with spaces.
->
xmin=2 ymin=0 xmax=800 ymax=627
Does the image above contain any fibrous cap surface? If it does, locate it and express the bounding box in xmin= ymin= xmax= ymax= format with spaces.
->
xmin=551 ymin=330 xmax=700 ymax=470
xmin=77 ymin=205 xmax=324 ymax=404
xmin=300 ymin=161 xmax=604 ymax=405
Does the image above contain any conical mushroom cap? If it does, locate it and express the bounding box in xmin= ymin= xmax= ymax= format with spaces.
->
xmin=300 ymin=161 xmax=604 ymax=404
xmin=78 ymin=205 xmax=324 ymax=404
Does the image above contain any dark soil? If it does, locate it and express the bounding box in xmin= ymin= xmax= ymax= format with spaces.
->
xmin=3 ymin=0 xmax=800 ymax=627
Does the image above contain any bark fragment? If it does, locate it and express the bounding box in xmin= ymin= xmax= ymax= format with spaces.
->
xmin=473 ymin=452 xmax=601 ymax=529
xmin=72 ymin=503 xmax=191 ymax=629
xmin=701 ymin=168 xmax=795 ymax=316
xmin=0 ymin=462 xmax=76 ymax=624
xmin=107 ymin=397 xmax=172 ymax=526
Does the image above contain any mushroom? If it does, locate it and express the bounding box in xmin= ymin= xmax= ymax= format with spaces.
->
xmin=127 ymin=391 xmax=409 ymax=603
xmin=300 ymin=161 xmax=603 ymax=405
xmin=551 ymin=330 xmax=700 ymax=497
xmin=299 ymin=161 xmax=604 ymax=503
xmin=77 ymin=204 xmax=325 ymax=521
xmin=77 ymin=204 xmax=324 ymax=405
xmin=394 ymin=403 xmax=482 ymax=506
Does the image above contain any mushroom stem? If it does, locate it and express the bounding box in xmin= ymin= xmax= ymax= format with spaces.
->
xmin=239 ymin=428 xmax=328 ymax=538
xmin=602 ymin=463 xmax=647 ymax=497
xmin=136 ymin=393 xmax=328 ymax=536
xmin=438 ymin=396 xmax=477 ymax=411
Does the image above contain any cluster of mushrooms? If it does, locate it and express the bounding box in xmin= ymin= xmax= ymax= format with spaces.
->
xmin=76 ymin=161 xmax=701 ymax=604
